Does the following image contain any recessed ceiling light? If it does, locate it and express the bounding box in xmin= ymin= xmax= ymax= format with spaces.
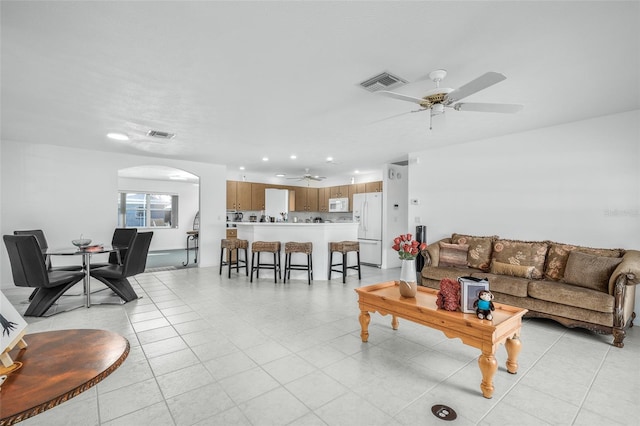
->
xmin=107 ymin=132 xmax=129 ymax=141
xmin=326 ymin=156 xmax=333 ymax=162
xmin=275 ymin=173 xmax=286 ymax=177
xmin=262 ymin=157 xmax=269 ymax=161
xmin=354 ymin=170 xmax=360 ymax=174
xmin=239 ymin=166 xmax=245 ymax=170
xmin=290 ymin=155 xmax=297 ymax=159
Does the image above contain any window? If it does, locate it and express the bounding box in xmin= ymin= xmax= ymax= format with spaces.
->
xmin=118 ymin=192 xmax=178 ymax=228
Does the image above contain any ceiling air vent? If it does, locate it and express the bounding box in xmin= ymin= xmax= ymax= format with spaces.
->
xmin=147 ymin=130 xmax=176 ymax=139
xmin=359 ymin=71 xmax=408 ymax=92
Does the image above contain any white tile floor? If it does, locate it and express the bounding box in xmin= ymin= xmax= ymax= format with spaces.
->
xmin=4 ymin=265 xmax=639 ymax=425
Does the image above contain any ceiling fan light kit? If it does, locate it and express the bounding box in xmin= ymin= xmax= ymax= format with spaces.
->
xmin=377 ymin=68 xmax=523 ymax=130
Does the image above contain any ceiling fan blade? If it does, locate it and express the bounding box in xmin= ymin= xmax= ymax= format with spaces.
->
xmin=453 ymin=102 xmax=523 ymax=113
xmin=377 ymin=91 xmax=425 ymax=105
xmin=446 ymin=72 xmax=507 ymax=104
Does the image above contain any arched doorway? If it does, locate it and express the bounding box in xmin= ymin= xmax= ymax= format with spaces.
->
xmin=118 ymin=166 xmax=200 ymax=270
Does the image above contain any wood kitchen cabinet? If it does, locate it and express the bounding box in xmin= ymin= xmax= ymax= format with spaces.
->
xmin=293 ymin=187 xmax=318 ymax=212
xmin=226 ymin=181 xmax=252 ymax=210
xmin=365 ymin=181 xmax=383 ymax=193
xmin=348 ymin=183 xmax=366 ymax=212
xmin=351 ymin=183 xmax=366 ymax=195
xmin=329 ymin=185 xmax=349 ymax=199
xmin=251 ymin=183 xmax=266 ymax=210
xmin=318 ymin=187 xmax=330 ymax=212
xmin=307 ymin=188 xmax=318 ymax=211
xmin=228 ymin=179 xmax=381 ymax=212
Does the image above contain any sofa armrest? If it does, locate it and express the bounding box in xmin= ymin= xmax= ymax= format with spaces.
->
xmin=421 ymin=238 xmax=451 ymax=268
xmin=608 ymin=249 xmax=640 ymax=294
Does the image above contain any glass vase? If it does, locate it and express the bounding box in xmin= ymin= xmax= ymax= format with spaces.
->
xmin=399 ymin=258 xmax=417 ymax=297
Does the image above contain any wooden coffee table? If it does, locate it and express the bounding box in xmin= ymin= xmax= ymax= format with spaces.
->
xmin=355 ymin=281 xmax=527 ymax=398
xmin=0 ymin=329 xmax=129 ymax=425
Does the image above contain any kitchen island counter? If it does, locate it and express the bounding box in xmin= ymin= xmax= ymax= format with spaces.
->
xmin=235 ymin=222 xmax=358 ymax=281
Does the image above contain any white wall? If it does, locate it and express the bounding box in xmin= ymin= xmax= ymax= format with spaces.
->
xmin=118 ymin=176 xmax=200 ymax=250
xmin=1 ymin=141 xmax=227 ymax=288
xmin=408 ymin=109 xmax=640 ymax=307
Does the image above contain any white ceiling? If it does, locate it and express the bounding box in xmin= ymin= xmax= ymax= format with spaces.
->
xmin=2 ymin=1 xmax=639 ymax=182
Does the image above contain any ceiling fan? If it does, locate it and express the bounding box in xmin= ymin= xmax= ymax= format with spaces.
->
xmin=377 ymin=69 xmax=523 ymax=129
xmin=286 ymin=168 xmax=326 ymax=182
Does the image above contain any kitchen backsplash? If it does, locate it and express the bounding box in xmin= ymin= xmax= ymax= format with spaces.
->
xmin=227 ymin=210 xmax=353 ymax=223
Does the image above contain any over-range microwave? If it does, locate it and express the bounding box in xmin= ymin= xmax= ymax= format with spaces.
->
xmin=328 ymin=197 xmax=349 ymax=212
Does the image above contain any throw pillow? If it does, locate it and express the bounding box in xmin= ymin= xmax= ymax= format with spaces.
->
xmin=491 ymin=239 xmax=548 ymax=279
xmin=544 ymin=242 xmax=623 ymax=281
xmin=490 ymin=260 xmax=535 ymax=279
xmin=438 ymin=242 xmax=469 ymax=268
xmin=451 ymin=234 xmax=496 ymax=271
xmin=563 ymin=251 xmax=622 ymax=293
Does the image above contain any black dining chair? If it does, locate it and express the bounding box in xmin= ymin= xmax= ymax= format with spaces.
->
xmin=13 ymin=229 xmax=83 ymax=272
xmin=89 ymin=232 xmax=153 ymax=303
xmin=3 ymin=235 xmax=85 ymax=317
xmin=13 ymin=229 xmax=83 ymax=302
xmin=90 ymin=228 xmax=138 ymax=269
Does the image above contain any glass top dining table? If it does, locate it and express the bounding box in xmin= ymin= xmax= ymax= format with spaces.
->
xmin=46 ymin=245 xmax=125 ymax=308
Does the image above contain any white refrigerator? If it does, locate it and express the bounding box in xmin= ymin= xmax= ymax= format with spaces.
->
xmin=352 ymin=192 xmax=383 ymax=266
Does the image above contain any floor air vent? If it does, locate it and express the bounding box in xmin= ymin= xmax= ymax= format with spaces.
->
xmin=147 ymin=130 xmax=176 ymax=139
xmin=359 ymin=71 xmax=407 ymax=92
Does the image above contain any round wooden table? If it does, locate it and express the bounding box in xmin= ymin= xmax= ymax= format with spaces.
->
xmin=0 ymin=329 xmax=129 ymax=425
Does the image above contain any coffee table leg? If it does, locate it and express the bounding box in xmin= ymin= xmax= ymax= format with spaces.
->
xmin=505 ymin=334 xmax=522 ymax=374
xmin=478 ymin=351 xmax=498 ymax=399
xmin=391 ymin=315 xmax=399 ymax=330
xmin=359 ymin=310 xmax=370 ymax=342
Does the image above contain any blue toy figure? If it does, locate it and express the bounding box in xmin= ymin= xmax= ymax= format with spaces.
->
xmin=473 ymin=290 xmax=495 ymax=320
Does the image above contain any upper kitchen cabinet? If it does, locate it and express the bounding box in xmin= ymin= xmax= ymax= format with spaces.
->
xmin=351 ymin=183 xmax=366 ymax=195
xmin=329 ymin=185 xmax=349 ymax=199
xmin=365 ymin=181 xmax=383 ymax=193
xmin=227 ymin=180 xmax=252 ymax=210
xmin=251 ymin=183 xmax=266 ymax=210
xmin=348 ymin=183 xmax=365 ymax=212
xmin=293 ymin=187 xmax=318 ymax=212
xmin=318 ymin=187 xmax=330 ymax=212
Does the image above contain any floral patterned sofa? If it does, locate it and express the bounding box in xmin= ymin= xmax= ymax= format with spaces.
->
xmin=420 ymin=233 xmax=640 ymax=347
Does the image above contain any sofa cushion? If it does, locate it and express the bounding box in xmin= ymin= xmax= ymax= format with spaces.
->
xmin=492 ymin=291 xmax=614 ymax=327
xmin=438 ymin=242 xmax=469 ymax=268
xmin=451 ymin=234 xmax=496 ymax=271
xmin=491 ymin=239 xmax=548 ymax=279
xmin=490 ymin=260 xmax=535 ymax=279
xmin=562 ymin=251 xmax=622 ymax=293
xmin=544 ymin=242 xmax=624 ymax=281
xmin=528 ymin=279 xmax=615 ymax=313
xmin=469 ymin=272 xmax=529 ymax=298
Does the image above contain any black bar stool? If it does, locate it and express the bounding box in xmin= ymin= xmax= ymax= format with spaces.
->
xmin=283 ymin=242 xmax=313 ymax=285
xmin=219 ymin=239 xmax=249 ymax=278
xmin=328 ymin=241 xmax=361 ymax=284
xmin=250 ymin=241 xmax=282 ymax=283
